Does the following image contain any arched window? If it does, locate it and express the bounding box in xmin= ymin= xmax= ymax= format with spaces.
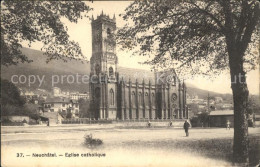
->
xmin=151 ymin=93 xmax=155 ymax=105
xmin=131 ymin=91 xmax=136 ymax=106
xmin=95 ymin=87 xmax=100 ymax=99
xmin=145 ymin=92 xmax=149 ymax=106
xmin=107 ymin=28 xmax=111 ymax=35
xmin=110 ymin=89 xmax=114 ymax=105
xmin=95 ymin=64 xmax=100 ymax=75
xmin=138 ymin=92 xmax=142 ymax=106
xmin=109 ymin=67 xmax=114 ymax=77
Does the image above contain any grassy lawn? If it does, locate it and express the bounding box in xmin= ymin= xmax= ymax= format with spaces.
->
xmin=121 ymin=134 xmax=260 ymax=166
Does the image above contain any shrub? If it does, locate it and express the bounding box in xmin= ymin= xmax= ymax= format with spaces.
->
xmin=22 ymin=119 xmax=27 ymax=123
xmin=190 ymin=116 xmax=200 ymax=127
xmin=2 ymin=118 xmax=12 ymax=123
xmin=84 ymin=133 xmax=103 ymax=148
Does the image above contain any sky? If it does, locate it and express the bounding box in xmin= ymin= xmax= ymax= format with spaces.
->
xmin=23 ymin=1 xmax=259 ymax=95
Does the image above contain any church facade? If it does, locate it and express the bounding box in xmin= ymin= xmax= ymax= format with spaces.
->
xmin=89 ymin=13 xmax=188 ymax=120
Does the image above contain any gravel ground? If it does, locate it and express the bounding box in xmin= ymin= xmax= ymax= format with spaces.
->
xmin=1 ymin=125 xmax=260 ymax=167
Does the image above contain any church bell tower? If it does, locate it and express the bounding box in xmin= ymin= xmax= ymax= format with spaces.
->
xmin=90 ymin=12 xmax=118 ymax=120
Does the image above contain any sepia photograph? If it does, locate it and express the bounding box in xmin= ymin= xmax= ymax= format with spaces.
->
xmin=1 ymin=0 xmax=260 ymax=166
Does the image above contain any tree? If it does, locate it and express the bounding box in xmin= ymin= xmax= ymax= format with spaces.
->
xmin=187 ymin=103 xmax=199 ymax=117
xmin=117 ymin=0 xmax=260 ymax=165
xmin=24 ymin=103 xmax=41 ymax=120
xmin=1 ymin=78 xmax=27 ymax=116
xmin=1 ymin=1 xmax=91 ymax=66
xmin=247 ymin=95 xmax=260 ymax=115
xmin=1 ymin=78 xmax=26 ymax=110
xmin=78 ymin=98 xmax=90 ymax=118
xmin=198 ymin=111 xmax=209 ymax=126
xmin=1 ymin=78 xmax=41 ymax=119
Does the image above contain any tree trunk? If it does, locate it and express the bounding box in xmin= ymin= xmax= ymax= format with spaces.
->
xmin=229 ymin=52 xmax=249 ymax=165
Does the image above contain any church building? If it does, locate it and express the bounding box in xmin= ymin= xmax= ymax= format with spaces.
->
xmin=89 ymin=13 xmax=188 ymax=120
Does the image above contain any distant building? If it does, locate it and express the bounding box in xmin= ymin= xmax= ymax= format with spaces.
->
xmin=186 ymin=99 xmax=193 ymax=104
xmin=40 ymin=112 xmax=64 ymax=125
xmin=215 ymin=97 xmax=223 ymax=103
xmin=31 ymin=95 xmax=39 ymax=104
xmin=198 ymin=105 xmax=206 ymax=109
xmin=69 ymin=92 xmax=89 ymax=100
xmin=222 ymin=103 xmax=233 ymax=109
xmin=209 ymin=110 xmax=233 ymax=127
xmin=209 ymin=99 xmax=215 ymax=105
xmin=42 ymin=97 xmax=79 ymax=118
xmin=40 ymin=94 xmax=48 ymax=100
xmin=37 ymin=88 xmax=47 ymax=92
xmin=194 ymin=95 xmax=199 ymax=99
xmin=19 ymin=90 xmax=35 ymax=101
xmin=52 ymin=87 xmax=62 ymax=96
xmin=254 ymin=114 xmax=260 ymax=127
xmin=191 ymin=98 xmax=204 ymax=104
xmin=24 ymin=90 xmax=35 ymax=96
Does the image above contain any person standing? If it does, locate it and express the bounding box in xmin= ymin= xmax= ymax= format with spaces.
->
xmin=226 ymin=120 xmax=230 ymax=130
xmin=183 ymin=120 xmax=190 ymax=137
xmin=169 ymin=121 xmax=173 ymax=127
xmin=147 ymin=120 xmax=151 ymax=127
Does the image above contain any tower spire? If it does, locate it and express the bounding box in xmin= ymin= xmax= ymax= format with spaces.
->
xmin=113 ymin=13 xmax=116 ymax=21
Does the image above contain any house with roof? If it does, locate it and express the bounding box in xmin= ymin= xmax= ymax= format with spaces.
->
xmin=69 ymin=92 xmax=89 ymax=100
xmin=215 ymin=97 xmax=223 ymax=103
xmin=209 ymin=110 xmax=258 ymax=128
xmin=42 ymin=97 xmax=79 ymax=118
xmin=209 ymin=110 xmax=234 ymax=127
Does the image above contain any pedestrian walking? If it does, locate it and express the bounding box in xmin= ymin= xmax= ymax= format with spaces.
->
xmin=183 ymin=120 xmax=190 ymax=137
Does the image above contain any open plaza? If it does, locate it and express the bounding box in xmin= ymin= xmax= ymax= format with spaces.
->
xmin=1 ymin=125 xmax=260 ymax=167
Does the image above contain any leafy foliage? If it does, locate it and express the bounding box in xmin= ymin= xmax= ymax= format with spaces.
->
xmin=78 ymin=98 xmax=90 ymax=118
xmin=187 ymin=103 xmax=200 ymax=117
xmin=118 ymin=0 xmax=260 ymax=163
xmin=117 ymin=0 xmax=260 ymax=76
xmin=84 ymin=133 xmax=103 ymax=148
xmin=24 ymin=103 xmax=41 ymax=120
xmin=1 ymin=78 xmax=25 ymax=107
xmin=247 ymin=95 xmax=260 ymax=114
xmin=198 ymin=112 xmax=209 ymax=125
xmin=1 ymin=1 xmax=91 ymax=66
xmin=1 ymin=78 xmax=40 ymax=119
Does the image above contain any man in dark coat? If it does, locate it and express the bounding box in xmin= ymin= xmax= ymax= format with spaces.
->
xmin=183 ymin=120 xmax=190 ymax=137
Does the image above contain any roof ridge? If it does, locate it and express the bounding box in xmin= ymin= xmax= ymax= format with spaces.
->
xmin=118 ymin=66 xmax=154 ymax=72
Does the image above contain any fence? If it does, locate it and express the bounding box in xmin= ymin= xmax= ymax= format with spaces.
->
xmin=62 ymin=118 xmax=112 ymax=124
xmin=62 ymin=118 xmax=186 ymax=124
